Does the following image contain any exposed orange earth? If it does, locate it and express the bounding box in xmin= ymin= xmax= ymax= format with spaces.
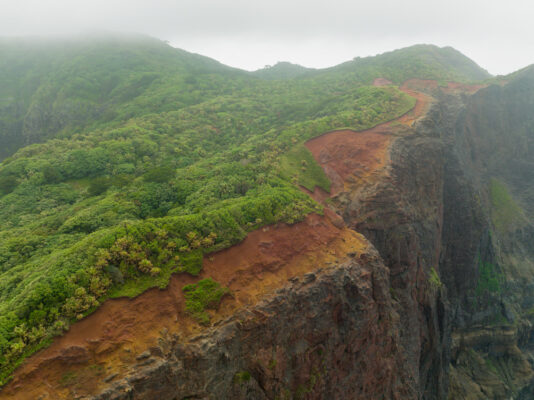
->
xmin=1 ymin=214 xmax=368 ymax=399
xmin=305 ymin=79 xmax=434 ymax=196
xmin=306 ymin=129 xmax=392 ymax=196
xmin=0 ymin=78 xmax=483 ymax=399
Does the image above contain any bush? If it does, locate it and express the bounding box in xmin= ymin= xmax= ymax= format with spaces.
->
xmin=182 ymin=278 xmax=229 ymax=324
xmin=143 ymin=166 xmax=175 ymax=183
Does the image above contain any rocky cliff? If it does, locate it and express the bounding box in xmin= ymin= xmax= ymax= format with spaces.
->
xmin=2 ymin=75 xmax=534 ymax=399
xmin=443 ymin=71 xmax=534 ymax=399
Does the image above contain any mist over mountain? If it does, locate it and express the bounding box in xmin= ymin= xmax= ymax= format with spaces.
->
xmin=0 ymin=34 xmax=533 ymax=399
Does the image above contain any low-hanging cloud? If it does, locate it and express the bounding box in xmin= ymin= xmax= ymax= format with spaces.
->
xmin=1 ymin=0 xmax=532 ymax=74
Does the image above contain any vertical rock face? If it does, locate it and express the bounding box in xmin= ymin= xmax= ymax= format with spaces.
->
xmin=321 ymin=71 xmax=534 ymax=399
xmin=357 ymin=71 xmax=534 ymax=399
xmin=95 ymin=255 xmax=413 ymax=400
xmin=441 ymin=71 xmax=534 ymax=399
xmin=338 ymin=97 xmax=453 ymax=399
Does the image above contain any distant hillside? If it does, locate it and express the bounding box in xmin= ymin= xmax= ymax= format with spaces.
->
xmin=326 ymin=44 xmax=491 ymax=84
xmin=0 ymin=39 xmax=491 ymax=161
xmin=0 ymin=34 xmax=240 ymax=160
xmin=252 ymin=61 xmax=314 ymax=80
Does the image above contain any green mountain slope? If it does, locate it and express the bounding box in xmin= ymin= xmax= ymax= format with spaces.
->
xmin=0 ymin=33 xmax=240 ymax=161
xmin=252 ymin=61 xmax=314 ymax=80
xmin=0 ymin=35 xmax=490 ymax=384
xmin=325 ymin=44 xmax=491 ymax=84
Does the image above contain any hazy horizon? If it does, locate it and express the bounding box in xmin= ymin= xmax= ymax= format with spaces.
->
xmin=2 ymin=0 xmax=533 ymax=75
xmin=0 ymin=32 xmax=499 ymax=76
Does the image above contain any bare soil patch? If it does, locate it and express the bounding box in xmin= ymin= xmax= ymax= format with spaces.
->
xmin=1 ymin=214 xmax=367 ymax=399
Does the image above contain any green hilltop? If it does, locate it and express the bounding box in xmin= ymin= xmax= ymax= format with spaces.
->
xmin=252 ymin=61 xmax=314 ymax=80
xmin=0 ymin=35 xmax=491 ymax=384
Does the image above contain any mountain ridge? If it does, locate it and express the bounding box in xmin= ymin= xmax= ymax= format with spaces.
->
xmin=0 ymin=35 xmax=492 ymax=162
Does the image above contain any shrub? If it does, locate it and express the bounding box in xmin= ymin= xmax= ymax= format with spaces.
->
xmin=143 ymin=166 xmax=175 ymax=183
xmin=182 ymin=278 xmax=229 ymax=324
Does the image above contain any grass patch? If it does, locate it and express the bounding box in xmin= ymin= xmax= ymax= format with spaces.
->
xmin=0 ymin=336 xmax=53 ymax=387
xmin=484 ymin=356 xmax=499 ymax=374
xmin=429 ymin=267 xmax=443 ymax=290
xmin=108 ymin=247 xmax=212 ymax=299
xmin=233 ymin=371 xmax=251 ymax=385
xmin=182 ymin=278 xmax=229 ymax=324
xmin=475 ymin=259 xmax=503 ymax=297
xmin=280 ymin=144 xmax=331 ymax=192
xmin=60 ymin=371 xmax=77 ymax=386
xmin=88 ymin=363 xmax=105 ymax=376
xmin=490 ymin=178 xmax=526 ymax=233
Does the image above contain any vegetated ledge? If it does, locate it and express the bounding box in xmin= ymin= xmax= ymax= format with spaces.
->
xmin=0 ymin=213 xmax=369 ymax=399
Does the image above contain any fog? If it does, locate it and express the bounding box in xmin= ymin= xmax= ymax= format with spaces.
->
xmin=2 ymin=0 xmax=533 ymax=75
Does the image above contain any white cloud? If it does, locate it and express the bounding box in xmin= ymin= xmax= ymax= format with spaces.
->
xmin=0 ymin=0 xmax=532 ymax=75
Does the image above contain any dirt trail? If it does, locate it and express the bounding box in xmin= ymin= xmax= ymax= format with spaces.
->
xmin=305 ymin=79 xmax=486 ymax=198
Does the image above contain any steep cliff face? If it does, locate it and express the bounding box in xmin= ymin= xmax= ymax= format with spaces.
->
xmin=308 ymin=74 xmax=534 ymax=399
xmin=93 ymin=253 xmax=407 ymax=400
xmin=311 ymin=81 xmax=452 ymax=399
xmin=442 ymin=71 xmax=534 ymax=399
xmin=348 ymin=75 xmax=534 ymax=399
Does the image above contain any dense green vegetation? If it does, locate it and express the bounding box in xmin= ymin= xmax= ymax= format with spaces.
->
xmin=280 ymin=144 xmax=331 ymax=192
xmin=252 ymin=61 xmax=314 ymax=80
xmin=0 ymin=35 xmax=490 ymax=384
xmin=182 ymin=278 xmax=229 ymax=324
xmin=326 ymin=44 xmax=491 ymax=85
xmin=0 ymin=34 xmax=238 ymax=161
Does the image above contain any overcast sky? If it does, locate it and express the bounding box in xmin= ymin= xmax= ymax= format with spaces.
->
xmin=2 ymin=0 xmax=533 ymax=75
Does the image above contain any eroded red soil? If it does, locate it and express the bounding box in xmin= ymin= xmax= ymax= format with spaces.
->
xmin=1 ymin=215 xmax=367 ymax=399
xmin=306 ymin=79 xmax=434 ymax=196
xmin=306 ymin=129 xmax=392 ymax=195
xmin=401 ymin=78 xmax=486 ymax=95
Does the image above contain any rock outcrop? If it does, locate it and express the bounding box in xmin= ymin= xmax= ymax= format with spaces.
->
xmin=94 ymin=253 xmax=410 ymax=400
